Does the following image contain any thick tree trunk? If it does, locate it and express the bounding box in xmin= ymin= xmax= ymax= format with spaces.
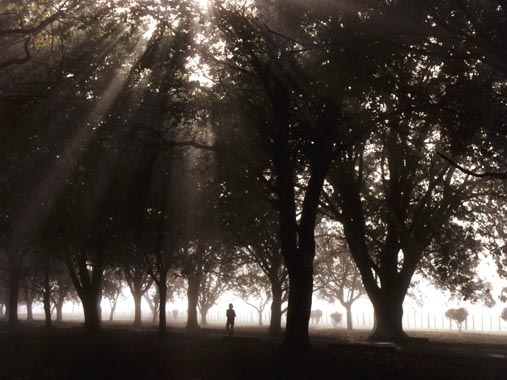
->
xmin=43 ymin=277 xmax=51 ymax=328
xmin=133 ymin=292 xmax=143 ymax=327
xmin=368 ymin=292 xmax=407 ymax=341
xmin=158 ymin=282 xmax=167 ymax=335
xmin=283 ymin=264 xmax=313 ymax=350
xmin=346 ymin=305 xmax=353 ymax=330
xmin=186 ymin=274 xmax=200 ymax=330
xmin=81 ymin=291 xmax=102 ymax=331
xmin=7 ymin=268 xmax=19 ymax=327
xmin=258 ymin=310 xmax=263 ymax=326
xmin=43 ymin=260 xmax=52 ymax=328
xmin=269 ymin=282 xmax=283 ymax=335
xmin=43 ymin=293 xmax=52 ymax=328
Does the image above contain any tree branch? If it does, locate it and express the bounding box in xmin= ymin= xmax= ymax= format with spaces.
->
xmin=437 ymin=152 xmax=507 ymax=179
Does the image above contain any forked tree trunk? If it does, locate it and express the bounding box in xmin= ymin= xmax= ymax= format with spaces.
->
xmin=269 ymin=282 xmax=283 ymax=336
xmin=186 ymin=274 xmax=200 ymax=330
xmin=109 ymin=302 xmax=117 ymax=322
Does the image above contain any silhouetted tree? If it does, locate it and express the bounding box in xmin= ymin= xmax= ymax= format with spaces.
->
xmin=233 ymin=264 xmax=272 ymax=326
xmin=445 ymin=308 xmax=468 ymax=332
xmin=102 ymin=269 xmax=123 ymax=322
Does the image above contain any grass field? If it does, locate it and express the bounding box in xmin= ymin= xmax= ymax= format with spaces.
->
xmin=0 ymin=322 xmax=506 ymax=380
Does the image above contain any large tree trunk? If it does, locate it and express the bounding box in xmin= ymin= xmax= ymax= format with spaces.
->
xmin=269 ymin=280 xmax=283 ymax=335
xmin=43 ymin=265 xmax=52 ymax=328
xmin=133 ymin=292 xmax=143 ymax=327
xmin=7 ymin=267 xmax=19 ymax=327
xmin=368 ymin=292 xmax=407 ymax=341
xmin=81 ymin=290 xmax=102 ymax=331
xmin=283 ymin=263 xmax=313 ymax=350
xmin=65 ymin=248 xmax=105 ymax=332
xmin=158 ymin=282 xmax=167 ymax=335
xmin=43 ymin=293 xmax=52 ymax=328
xmin=186 ymin=273 xmax=200 ymax=330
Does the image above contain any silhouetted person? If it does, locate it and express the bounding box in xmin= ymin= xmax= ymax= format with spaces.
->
xmin=226 ymin=303 xmax=236 ymax=336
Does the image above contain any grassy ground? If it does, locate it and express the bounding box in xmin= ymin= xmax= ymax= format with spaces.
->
xmin=0 ymin=322 xmax=506 ymax=380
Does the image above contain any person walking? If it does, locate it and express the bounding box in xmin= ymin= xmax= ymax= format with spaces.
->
xmin=226 ymin=303 xmax=236 ymax=336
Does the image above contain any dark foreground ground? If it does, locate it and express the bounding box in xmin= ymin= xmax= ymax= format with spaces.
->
xmin=1 ymin=323 xmax=506 ymax=380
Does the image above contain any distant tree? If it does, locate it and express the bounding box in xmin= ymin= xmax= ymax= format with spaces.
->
xmin=330 ymin=312 xmax=342 ymax=328
xmin=122 ymin=255 xmax=153 ymax=328
xmin=51 ymin=269 xmax=77 ymax=323
xmin=233 ymin=265 xmax=271 ymax=326
xmin=445 ymin=308 xmax=469 ymax=332
xmin=198 ymin=260 xmax=233 ymax=326
xmin=1 ymin=246 xmax=31 ymax=326
xmin=501 ymin=308 xmax=507 ymax=323
xmin=310 ymin=310 xmax=323 ymax=326
xmin=21 ymin=275 xmax=36 ymax=322
xmin=0 ymin=275 xmax=7 ymax=319
xmin=144 ymin=287 xmax=160 ymax=325
xmin=315 ymin=223 xmax=365 ymax=330
xmin=102 ymin=270 xmax=123 ymax=322
xmin=143 ymin=274 xmax=184 ymax=326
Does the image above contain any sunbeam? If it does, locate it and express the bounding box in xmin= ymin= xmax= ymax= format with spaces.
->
xmin=11 ymin=31 xmax=153 ymax=246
